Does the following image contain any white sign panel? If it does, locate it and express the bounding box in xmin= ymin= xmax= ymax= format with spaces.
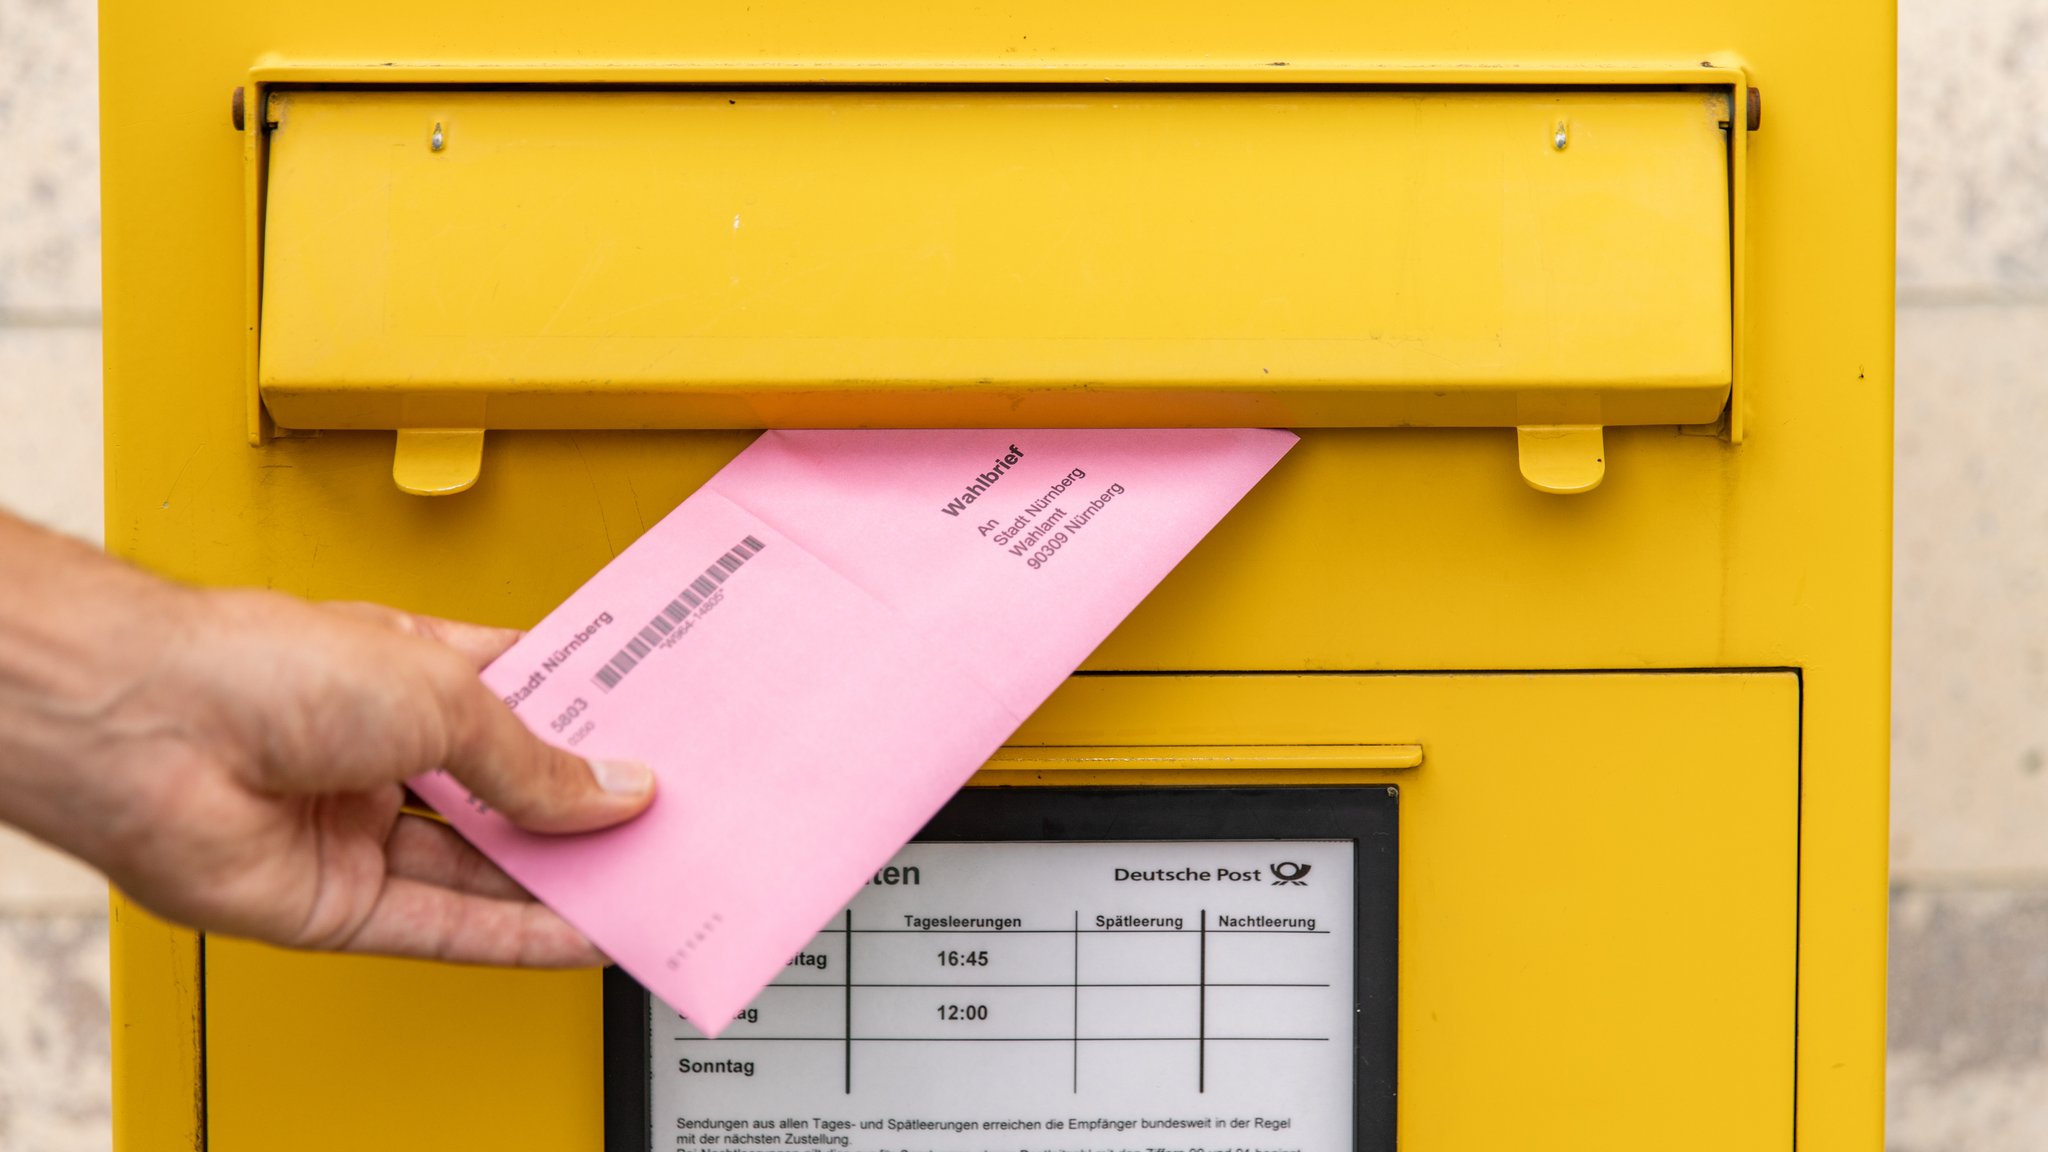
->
xmin=650 ymin=839 xmax=1354 ymax=1151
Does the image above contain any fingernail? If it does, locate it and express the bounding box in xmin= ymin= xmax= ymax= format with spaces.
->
xmin=590 ymin=759 xmax=654 ymax=798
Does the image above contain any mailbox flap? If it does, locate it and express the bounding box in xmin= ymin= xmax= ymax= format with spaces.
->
xmin=258 ymin=85 xmax=1734 ymax=432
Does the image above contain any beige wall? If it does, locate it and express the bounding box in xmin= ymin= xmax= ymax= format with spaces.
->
xmin=1889 ymin=3 xmax=2048 ymax=1148
xmin=0 ymin=0 xmax=2042 ymax=1147
xmin=0 ymin=0 xmax=111 ymax=1147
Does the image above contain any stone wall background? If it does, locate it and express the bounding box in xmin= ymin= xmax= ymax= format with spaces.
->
xmin=0 ymin=0 xmax=111 ymax=1148
xmin=0 ymin=0 xmax=2042 ymax=1147
xmin=1890 ymin=2 xmax=2048 ymax=1148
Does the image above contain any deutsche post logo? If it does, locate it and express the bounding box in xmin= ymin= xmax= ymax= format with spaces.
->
xmin=1272 ymin=862 xmax=1312 ymax=886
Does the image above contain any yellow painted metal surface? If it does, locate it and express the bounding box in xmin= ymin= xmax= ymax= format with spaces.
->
xmin=1516 ymin=425 xmax=1608 ymax=494
xmin=203 ymin=672 xmax=1797 ymax=1150
xmin=979 ymin=742 xmax=1426 ymax=775
xmin=391 ymin=428 xmax=486 ymax=495
xmin=206 ymin=948 xmax=606 ymax=1149
xmin=259 ymin=85 xmax=1732 ymax=432
xmin=106 ymin=896 xmax=202 ymax=1151
xmin=100 ymin=0 xmax=1892 ymax=1148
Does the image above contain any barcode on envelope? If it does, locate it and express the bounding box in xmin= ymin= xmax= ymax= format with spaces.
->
xmin=591 ymin=535 xmax=765 ymax=692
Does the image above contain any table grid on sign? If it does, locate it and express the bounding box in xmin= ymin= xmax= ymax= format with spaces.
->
xmin=672 ymin=908 xmax=1338 ymax=1094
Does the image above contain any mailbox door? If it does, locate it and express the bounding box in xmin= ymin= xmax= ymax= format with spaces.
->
xmin=203 ymin=670 xmax=1796 ymax=1151
xmin=256 ymin=84 xmax=1734 ymax=434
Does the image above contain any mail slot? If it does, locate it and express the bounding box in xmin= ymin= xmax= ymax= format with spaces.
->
xmin=103 ymin=2 xmax=1889 ymax=1150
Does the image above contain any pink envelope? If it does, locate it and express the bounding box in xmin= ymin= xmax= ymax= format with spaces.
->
xmin=410 ymin=428 xmax=1296 ymax=1034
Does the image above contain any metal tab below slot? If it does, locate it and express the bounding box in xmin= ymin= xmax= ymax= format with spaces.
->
xmin=1516 ymin=425 xmax=1606 ymax=495
xmin=392 ymin=429 xmax=486 ymax=495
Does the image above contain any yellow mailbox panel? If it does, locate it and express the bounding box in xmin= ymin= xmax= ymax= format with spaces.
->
xmin=200 ymin=672 xmax=1796 ymax=1152
xmin=259 ymin=86 xmax=1733 ymax=432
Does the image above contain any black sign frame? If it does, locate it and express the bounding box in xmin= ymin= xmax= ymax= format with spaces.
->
xmin=605 ymin=785 xmax=1398 ymax=1151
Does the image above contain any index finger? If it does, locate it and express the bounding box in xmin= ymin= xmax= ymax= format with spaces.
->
xmin=336 ymin=875 xmax=609 ymax=967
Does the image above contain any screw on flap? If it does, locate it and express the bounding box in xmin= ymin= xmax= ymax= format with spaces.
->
xmin=1553 ymin=121 xmax=1568 ymax=151
xmin=430 ymin=122 xmax=445 ymax=151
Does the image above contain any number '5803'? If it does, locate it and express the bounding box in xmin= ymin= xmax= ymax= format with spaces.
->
xmin=550 ymin=698 xmax=589 ymax=733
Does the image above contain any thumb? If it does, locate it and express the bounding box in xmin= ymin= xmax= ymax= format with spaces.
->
xmin=435 ymin=676 xmax=656 ymax=835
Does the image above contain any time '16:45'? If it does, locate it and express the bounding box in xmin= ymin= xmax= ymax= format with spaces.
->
xmin=936 ymin=950 xmax=989 ymax=967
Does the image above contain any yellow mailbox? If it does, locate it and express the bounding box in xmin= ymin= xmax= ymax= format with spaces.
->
xmin=102 ymin=1 xmax=1893 ymax=1149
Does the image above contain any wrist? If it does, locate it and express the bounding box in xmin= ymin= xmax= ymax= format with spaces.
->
xmin=0 ymin=512 xmax=205 ymax=868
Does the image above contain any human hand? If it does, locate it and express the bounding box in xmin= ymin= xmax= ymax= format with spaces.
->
xmin=0 ymin=515 xmax=653 ymax=966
